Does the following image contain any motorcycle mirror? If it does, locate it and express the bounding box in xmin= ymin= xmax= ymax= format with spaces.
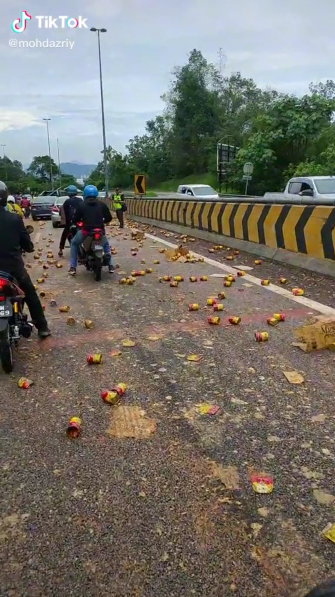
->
xmin=26 ymin=225 xmax=34 ymax=235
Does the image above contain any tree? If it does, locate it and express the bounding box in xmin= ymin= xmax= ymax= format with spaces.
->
xmin=27 ymin=156 xmax=59 ymax=184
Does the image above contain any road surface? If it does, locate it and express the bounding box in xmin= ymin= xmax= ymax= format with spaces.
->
xmin=1 ymin=218 xmax=335 ymax=597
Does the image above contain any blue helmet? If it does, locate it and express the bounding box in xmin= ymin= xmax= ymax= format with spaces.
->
xmin=83 ymin=184 xmax=98 ymax=199
xmin=66 ymin=185 xmax=78 ymax=196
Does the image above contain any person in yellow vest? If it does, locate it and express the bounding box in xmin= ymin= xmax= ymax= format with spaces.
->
xmin=7 ymin=196 xmax=24 ymax=218
xmin=111 ymin=187 xmax=126 ymax=228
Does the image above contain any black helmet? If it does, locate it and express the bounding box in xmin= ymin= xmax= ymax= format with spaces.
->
xmin=0 ymin=180 xmax=8 ymax=207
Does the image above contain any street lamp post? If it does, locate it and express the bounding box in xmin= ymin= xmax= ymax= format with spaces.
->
xmin=1 ymin=145 xmax=7 ymax=182
xmin=43 ymin=118 xmax=53 ymax=190
xmin=90 ymin=27 xmax=109 ymax=198
xmin=57 ymin=138 xmax=62 ymax=189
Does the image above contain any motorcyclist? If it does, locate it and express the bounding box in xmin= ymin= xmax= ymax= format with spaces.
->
xmin=58 ymin=185 xmax=83 ymax=257
xmin=0 ymin=181 xmax=51 ymax=339
xmin=7 ymin=196 xmax=24 ymax=218
xmin=21 ymin=195 xmax=31 ymax=218
xmin=68 ymin=184 xmax=114 ymax=276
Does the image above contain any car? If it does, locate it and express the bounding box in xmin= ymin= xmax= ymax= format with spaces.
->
xmin=51 ymin=196 xmax=68 ymax=228
xmin=177 ymin=184 xmax=219 ymax=199
xmin=30 ymin=196 xmax=55 ymax=221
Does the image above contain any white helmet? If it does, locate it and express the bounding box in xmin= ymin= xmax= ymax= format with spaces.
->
xmin=7 ymin=195 xmax=15 ymax=203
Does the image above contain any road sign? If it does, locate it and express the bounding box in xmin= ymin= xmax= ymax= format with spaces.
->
xmin=243 ymin=174 xmax=252 ymax=181
xmin=243 ymin=162 xmax=253 ymax=175
xmin=134 ymin=174 xmax=146 ymax=195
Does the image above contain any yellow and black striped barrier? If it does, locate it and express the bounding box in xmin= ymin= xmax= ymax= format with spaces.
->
xmin=126 ymin=198 xmax=335 ymax=262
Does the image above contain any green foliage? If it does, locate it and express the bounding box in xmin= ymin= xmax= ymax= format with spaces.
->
xmin=27 ymin=155 xmax=59 ymax=183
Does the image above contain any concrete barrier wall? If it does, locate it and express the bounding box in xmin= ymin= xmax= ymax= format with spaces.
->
xmin=126 ymin=198 xmax=335 ymax=263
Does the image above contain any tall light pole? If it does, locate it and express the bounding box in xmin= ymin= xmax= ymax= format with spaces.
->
xmin=1 ymin=145 xmax=7 ymax=182
xmin=90 ymin=27 xmax=109 ymax=197
xmin=43 ymin=118 xmax=53 ymax=190
xmin=57 ymin=138 xmax=62 ymax=189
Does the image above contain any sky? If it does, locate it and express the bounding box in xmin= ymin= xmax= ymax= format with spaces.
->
xmin=0 ymin=0 xmax=334 ymax=166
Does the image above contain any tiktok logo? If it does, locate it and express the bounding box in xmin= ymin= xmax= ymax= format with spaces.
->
xmin=11 ymin=10 xmax=32 ymax=33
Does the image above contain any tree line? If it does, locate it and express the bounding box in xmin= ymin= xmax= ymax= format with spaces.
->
xmin=87 ymin=49 xmax=335 ymax=194
xmin=0 ymin=155 xmax=77 ymax=194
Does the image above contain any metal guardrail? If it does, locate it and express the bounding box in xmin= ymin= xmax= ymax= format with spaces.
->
xmin=126 ymin=195 xmax=335 ymax=206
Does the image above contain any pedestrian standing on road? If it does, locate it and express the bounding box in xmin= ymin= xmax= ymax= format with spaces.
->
xmin=7 ymin=196 xmax=24 ymax=218
xmin=0 ymin=181 xmax=51 ymax=339
xmin=112 ymin=187 xmax=126 ymax=229
xmin=58 ymin=185 xmax=83 ymax=257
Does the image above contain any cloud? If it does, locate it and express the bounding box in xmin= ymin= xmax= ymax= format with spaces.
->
xmin=1 ymin=0 xmax=333 ymax=164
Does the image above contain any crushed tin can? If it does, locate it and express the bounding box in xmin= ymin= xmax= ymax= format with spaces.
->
xmin=213 ymin=304 xmax=224 ymax=311
xmin=59 ymin=306 xmax=70 ymax=313
xmin=153 ymin=260 xmax=160 ymax=264
xmin=170 ymin=281 xmax=178 ymax=287
xmin=224 ymin=281 xmax=232 ymax=287
xmin=279 ymin=277 xmax=287 ymax=284
xmin=119 ymin=278 xmax=127 ymax=285
xmin=229 ymin=316 xmax=241 ymax=325
xmin=188 ymin=303 xmax=199 ymax=311
xmin=254 ymin=260 xmax=262 ymax=265
xmin=18 ymin=377 xmax=34 ymax=389
xmin=39 ymin=291 xmax=46 ymax=298
xmin=66 ymin=317 xmax=76 ymax=326
xmin=267 ymin=317 xmax=279 ymax=327
xmin=49 ymin=299 xmax=57 ymax=307
xmin=163 ymin=276 xmax=171 ymax=282
xmin=200 ymin=276 xmax=207 ymax=281
xmin=84 ymin=320 xmax=94 ymax=329
xmin=130 ymin=270 xmax=136 ymax=277
xmin=174 ymin=276 xmax=184 ymax=282
xmin=145 ymin=268 xmax=153 ymax=273
xmin=197 ymin=257 xmax=204 ymax=263
xmin=261 ymin=279 xmax=270 ymax=286
xmin=46 ymin=252 xmax=54 ymax=259
xmin=131 ymin=252 xmax=137 ymax=257
xmin=67 ymin=416 xmax=81 ymax=438
xmin=237 ymin=270 xmax=245 ymax=276
xmin=273 ymin=313 xmax=285 ymax=322
xmin=207 ymin=298 xmax=217 ymax=306
xmin=208 ymin=316 xmax=220 ymax=325
xmin=292 ymin=288 xmax=304 ymax=296
xmin=36 ymin=278 xmax=44 ymax=284
xmin=87 ymin=353 xmax=102 ymax=364
xmin=208 ymin=249 xmax=215 ymax=253
xmin=251 ymin=474 xmax=273 ymax=494
xmin=189 ymin=276 xmax=197 ymax=282
xmin=233 ymin=250 xmax=240 ymax=255
xmin=218 ymin=291 xmax=226 ymax=300
xmin=226 ymin=256 xmax=234 ymax=261
xmin=56 ymin=263 xmax=63 ymax=268
xmin=225 ymin=275 xmax=235 ymax=282
xmin=255 ymin=331 xmax=269 ymax=342
xmin=141 ymin=259 xmax=146 ymax=264
xmin=126 ymin=278 xmax=135 ymax=285
xmin=101 ymin=383 xmax=126 ymax=405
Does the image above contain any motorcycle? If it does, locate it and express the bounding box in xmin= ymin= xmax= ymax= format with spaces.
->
xmin=69 ymin=222 xmax=110 ymax=281
xmin=0 ymin=225 xmax=35 ymax=373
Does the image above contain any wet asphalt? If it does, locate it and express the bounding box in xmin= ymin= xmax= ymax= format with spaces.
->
xmin=1 ymin=218 xmax=335 ymax=597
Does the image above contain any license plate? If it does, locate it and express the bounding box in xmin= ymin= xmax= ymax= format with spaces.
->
xmin=93 ymin=245 xmax=103 ymax=250
xmin=0 ymin=303 xmax=11 ymax=317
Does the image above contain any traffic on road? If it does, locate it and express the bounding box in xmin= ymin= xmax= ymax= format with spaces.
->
xmin=1 ymin=191 xmax=335 ymax=595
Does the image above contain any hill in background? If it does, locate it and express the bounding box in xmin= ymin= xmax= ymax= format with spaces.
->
xmin=60 ymin=162 xmax=96 ymax=178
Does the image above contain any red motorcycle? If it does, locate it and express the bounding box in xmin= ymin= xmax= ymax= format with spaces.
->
xmin=0 ymin=272 xmax=34 ymax=373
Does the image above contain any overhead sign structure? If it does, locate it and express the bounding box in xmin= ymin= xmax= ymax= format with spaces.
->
xmin=134 ymin=174 xmax=146 ymax=195
xmin=243 ymin=162 xmax=253 ymax=175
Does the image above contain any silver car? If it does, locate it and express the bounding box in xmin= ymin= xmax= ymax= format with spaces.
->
xmin=51 ymin=196 xmax=68 ymax=228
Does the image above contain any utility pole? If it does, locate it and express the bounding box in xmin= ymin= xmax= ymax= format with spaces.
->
xmin=57 ymin=138 xmax=62 ymax=189
xmin=218 ymin=48 xmax=226 ymax=76
xmin=90 ymin=27 xmax=109 ymax=197
xmin=43 ymin=118 xmax=53 ymax=190
xmin=1 ymin=145 xmax=7 ymax=182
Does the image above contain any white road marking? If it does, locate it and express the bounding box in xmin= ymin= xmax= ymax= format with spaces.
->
xmin=34 ymin=232 xmax=41 ymax=244
xmin=144 ymin=232 xmax=335 ymax=317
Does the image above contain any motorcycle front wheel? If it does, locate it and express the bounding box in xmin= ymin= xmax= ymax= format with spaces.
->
xmin=0 ymin=325 xmax=13 ymax=373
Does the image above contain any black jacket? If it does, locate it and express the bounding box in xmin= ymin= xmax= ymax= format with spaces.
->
xmin=0 ymin=206 xmax=34 ymax=276
xmin=63 ymin=196 xmax=83 ymax=225
xmin=72 ymin=198 xmax=112 ymax=231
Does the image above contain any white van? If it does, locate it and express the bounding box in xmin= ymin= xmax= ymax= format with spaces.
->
xmin=177 ymin=184 xmax=219 ymax=200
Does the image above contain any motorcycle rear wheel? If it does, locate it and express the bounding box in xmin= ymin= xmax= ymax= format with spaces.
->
xmin=94 ymin=256 xmax=102 ymax=281
xmin=0 ymin=326 xmax=13 ymax=373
